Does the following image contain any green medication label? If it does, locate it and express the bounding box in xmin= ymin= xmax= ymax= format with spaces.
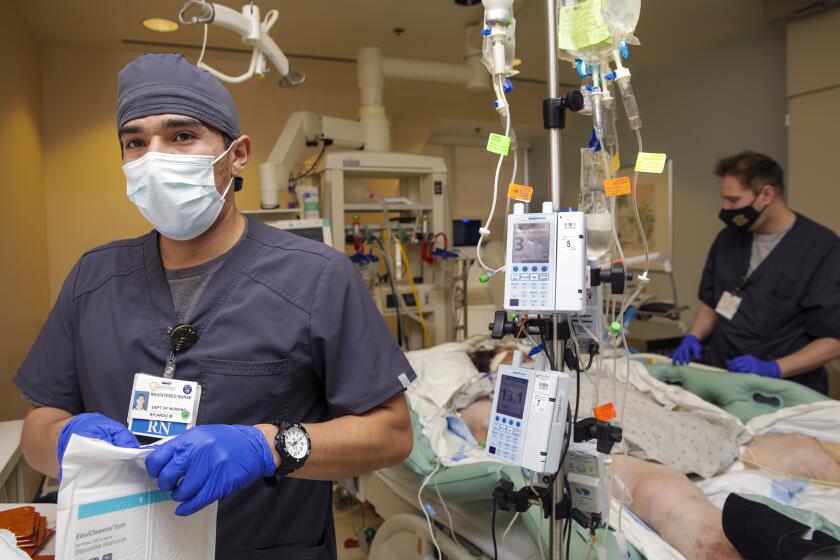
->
xmin=487 ymin=133 xmax=511 ymax=156
xmin=635 ymin=152 xmax=668 ymax=174
xmin=557 ymin=0 xmax=611 ymax=51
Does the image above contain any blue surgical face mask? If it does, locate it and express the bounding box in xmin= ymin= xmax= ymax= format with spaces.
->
xmin=122 ymin=142 xmax=236 ymax=241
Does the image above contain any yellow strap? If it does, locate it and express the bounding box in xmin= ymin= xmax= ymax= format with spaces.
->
xmin=397 ymin=242 xmax=432 ymax=348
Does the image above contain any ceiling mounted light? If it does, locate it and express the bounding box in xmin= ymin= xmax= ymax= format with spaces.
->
xmin=142 ymin=18 xmax=180 ymax=33
xmin=455 ymin=0 xmax=482 ymax=5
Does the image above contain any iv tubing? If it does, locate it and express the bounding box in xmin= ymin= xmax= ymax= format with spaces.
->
xmin=433 ymin=482 xmax=460 ymax=549
xmin=476 ymin=75 xmax=512 ymax=273
xmin=370 ymin=238 xmax=406 ymax=348
xmin=617 ymin=129 xmax=650 ymax=319
xmin=500 ymin=512 xmax=520 ymax=560
xmin=374 ymin=196 xmax=431 ymax=342
xmin=398 ymin=242 xmax=433 ymax=348
xmin=417 ymin=461 xmax=443 ymax=558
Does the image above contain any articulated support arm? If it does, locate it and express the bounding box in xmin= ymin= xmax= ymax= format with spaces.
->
xmin=258 ymin=112 xmax=366 ymax=209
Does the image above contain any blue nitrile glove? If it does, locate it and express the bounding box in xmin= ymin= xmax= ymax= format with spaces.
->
xmin=727 ymin=355 xmax=782 ymax=378
xmin=145 ymin=424 xmax=276 ymax=516
xmin=671 ymin=334 xmax=701 ymax=366
xmin=58 ymin=413 xmax=140 ymax=476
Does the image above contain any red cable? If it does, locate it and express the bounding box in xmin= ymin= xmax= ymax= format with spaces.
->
xmin=434 ymin=232 xmax=449 ymax=250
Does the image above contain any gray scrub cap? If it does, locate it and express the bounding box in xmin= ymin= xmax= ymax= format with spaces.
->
xmin=117 ymin=53 xmax=240 ymax=139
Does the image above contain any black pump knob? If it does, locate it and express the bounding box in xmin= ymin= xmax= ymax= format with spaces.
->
xmin=566 ymin=89 xmax=584 ymax=113
xmin=490 ymin=310 xmax=514 ymax=339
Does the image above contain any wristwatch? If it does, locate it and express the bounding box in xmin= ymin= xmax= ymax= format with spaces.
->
xmin=264 ymin=421 xmax=311 ymax=485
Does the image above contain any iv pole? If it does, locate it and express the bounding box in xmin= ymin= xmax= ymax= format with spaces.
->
xmin=546 ymin=0 xmax=566 ymax=557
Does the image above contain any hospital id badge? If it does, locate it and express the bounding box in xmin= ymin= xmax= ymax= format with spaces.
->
xmin=127 ymin=373 xmax=200 ymax=439
xmin=715 ymin=291 xmax=742 ymax=321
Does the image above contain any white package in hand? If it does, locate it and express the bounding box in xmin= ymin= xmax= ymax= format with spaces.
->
xmin=57 ymin=435 xmax=216 ymax=560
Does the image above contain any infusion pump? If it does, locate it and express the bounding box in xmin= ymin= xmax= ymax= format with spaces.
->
xmin=486 ymin=364 xmax=571 ymax=473
xmin=504 ymin=203 xmax=586 ymax=314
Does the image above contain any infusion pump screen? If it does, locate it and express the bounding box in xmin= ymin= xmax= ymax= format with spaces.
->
xmin=511 ymin=223 xmax=551 ymax=263
xmin=497 ymin=375 xmax=529 ymax=419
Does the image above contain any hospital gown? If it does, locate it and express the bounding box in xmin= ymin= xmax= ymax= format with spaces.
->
xmin=572 ymin=359 xmax=751 ymax=479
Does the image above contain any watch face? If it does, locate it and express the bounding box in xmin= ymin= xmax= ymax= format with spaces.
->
xmin=284 ymin=426 xmax=309 ymax=460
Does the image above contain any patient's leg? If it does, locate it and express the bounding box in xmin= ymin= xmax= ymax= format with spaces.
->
xmin=743 ymin=434 xmax=840 ymax=483
xmin=610 ymin=455 xmax=741 ymax=560
xmin=817 ymin=440 xmax=840 ymax=465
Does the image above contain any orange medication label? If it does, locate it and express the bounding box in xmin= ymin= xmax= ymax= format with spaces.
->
xmin=507 ymin=183 xmax=534 ymax=202
xmin=604 ymin=176 xmax=631 ymax=197
xmin=593 ymin=402 xmax=617 ymax=421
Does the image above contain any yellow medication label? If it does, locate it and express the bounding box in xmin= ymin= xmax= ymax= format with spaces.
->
xmin=557 ymin=0 xmax=611 ymax=51
xmin=604 ymin=176 xmax=632 ymax=197
xmin=486 ymin=133 xmax=511 ymax=156
xmin=635 ymin=152 xmax=668 ymax=174
xmin=507 ymin=183 xmax=534 ymax=202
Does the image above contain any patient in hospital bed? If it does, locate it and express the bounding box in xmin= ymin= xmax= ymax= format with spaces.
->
xmin=434 ymin=345 xmax=840 ymax=560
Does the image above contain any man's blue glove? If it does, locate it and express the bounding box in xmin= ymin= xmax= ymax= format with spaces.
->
xmin=145 ymin=424 xmax=276 ymax=516
xmin=58 ymin=413 xmax=140 ymax=476
xmin=671 ymin=334 xmax=701 ymax=365
xmin=727 ymin=355 xmax=781 ymax=378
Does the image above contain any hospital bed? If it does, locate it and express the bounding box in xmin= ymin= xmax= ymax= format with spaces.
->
xmin=358 ymin=352 xmax=836 ymax=560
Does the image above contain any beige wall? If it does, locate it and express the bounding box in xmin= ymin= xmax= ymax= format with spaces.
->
xmin=786 ymin=8 xmax=840 ymax=236
xmin=40 ymin=44 xmax=549 ymax=299
xmin=0 ymin=0 xmax=50 ymax=420
xmin=787 ymin=8 xmax=840 ymax=398
xmin=561 ymin=29 xmax=788 ymax=319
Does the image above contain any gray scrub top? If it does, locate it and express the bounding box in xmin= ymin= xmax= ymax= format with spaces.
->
xmin=15 ymin=217 xmax=416 ymax=560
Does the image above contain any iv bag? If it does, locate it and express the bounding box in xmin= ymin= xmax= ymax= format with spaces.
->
xmin=557 ymin=0 xmax=641 ymax=64
xmin=481 ymin=19 xmax=519 ymax=78
xmin=602 ymin=0 xmax=641 ymax=43
xmin=579 ymin=148 xmax=613 ymax=261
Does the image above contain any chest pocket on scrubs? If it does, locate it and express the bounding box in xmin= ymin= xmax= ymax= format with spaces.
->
xmin=754 ymin=287 xmax=802 ymax=338
xmin=197 ymin=358 xmax=292 ymax=425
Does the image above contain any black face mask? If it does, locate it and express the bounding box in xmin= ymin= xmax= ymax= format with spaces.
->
xmin=719 ymin=197 xmax=764 ymax=232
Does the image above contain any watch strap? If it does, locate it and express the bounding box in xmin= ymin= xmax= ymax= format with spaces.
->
xmin=263 ymin=420 xmax=309 ymax=485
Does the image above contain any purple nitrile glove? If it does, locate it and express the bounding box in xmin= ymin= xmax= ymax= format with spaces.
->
xmin=671 ymin=334 xmax=701 ymax=366
xmin=57 ymin=413 xmax=140 ymax=478
xmin=145 ymin=424 xmax=276 ymax=516
xmin=727 ymin=355 xmax=782 ymax=378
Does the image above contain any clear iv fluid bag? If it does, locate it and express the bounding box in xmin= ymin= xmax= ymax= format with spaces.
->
xmin=556 ymin=0 xmax=640 ymax=63
xmin=579 ymin=148 xmax=613 ymax=261
xmin=602 ymin=0 xmax=641 ymax=41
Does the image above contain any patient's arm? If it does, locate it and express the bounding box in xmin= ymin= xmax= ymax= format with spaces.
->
xmin=743 ymin=434 xmax=840 ymax=483
xmin=459 ymin=397 xmax=491 ymax=445
xmin=610 ymin=455 xmax=741 ymax=560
